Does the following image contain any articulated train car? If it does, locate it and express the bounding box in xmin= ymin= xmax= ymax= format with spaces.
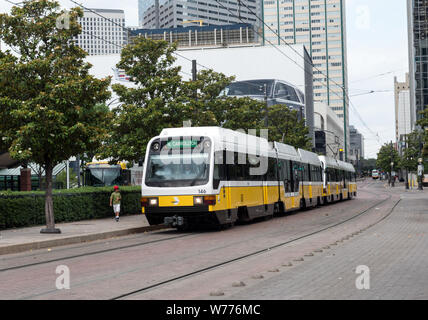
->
xmin=141 ymin=127 xmax=357 ymax=229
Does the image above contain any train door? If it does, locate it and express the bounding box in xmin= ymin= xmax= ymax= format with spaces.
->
xmin=224 ymin=151 xmax=233 ymax=215
xmin=290 ymin=161 xmax=301 ymax=208
xmin=248 ymin=153 xmax=266 ymax=218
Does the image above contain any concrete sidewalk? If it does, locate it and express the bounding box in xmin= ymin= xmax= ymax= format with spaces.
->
xmin=0 ymin=214 xmax=166 ymax=256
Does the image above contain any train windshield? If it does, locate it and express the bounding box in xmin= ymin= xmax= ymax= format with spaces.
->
xmin=145 ymin=153 xmax=210 ymax=187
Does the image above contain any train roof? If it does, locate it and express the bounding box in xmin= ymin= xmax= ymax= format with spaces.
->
xmin=298 ymin=148 xmax=322 ymax=166
xmin=337 ymin=160 xmax=356 ymax=173
xmin=158 ymin=127 xmax=275 ymax=156
xmin=318 ymin=156 xmax=356 ymax=172
xmin=273 ymin=142 xmax=300 ymax=161
xmin=318 ymin=155 xmax=340 ymax=170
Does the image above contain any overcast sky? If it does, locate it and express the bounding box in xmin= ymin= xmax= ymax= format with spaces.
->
xmin=0 ymin=0 xmax=409 ymax=159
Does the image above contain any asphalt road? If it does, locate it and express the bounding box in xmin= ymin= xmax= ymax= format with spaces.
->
xmin=0 ymin=179 xmax=425 ymax=300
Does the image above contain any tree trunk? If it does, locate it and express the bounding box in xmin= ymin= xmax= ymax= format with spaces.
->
xmin=41 ymin=162 xmax=61 ymax=234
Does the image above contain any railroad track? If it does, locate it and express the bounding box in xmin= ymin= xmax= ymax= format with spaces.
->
xmin=110 ymin=194 xmax=399 ymax=300
xmin=0 ymin=232 xmax=196 ymax=273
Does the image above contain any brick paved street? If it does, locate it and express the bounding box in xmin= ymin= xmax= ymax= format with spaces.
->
xmin=226 ymin=188 xmax=428 ymax=300
xmin=0 ymin=180 xmax=426 ymax=300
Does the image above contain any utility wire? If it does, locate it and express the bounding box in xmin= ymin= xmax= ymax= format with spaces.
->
xmin=220 ymin=0 xmax=383 ymax=145
xmin=69 ymin=0 xmax=214 ymax=72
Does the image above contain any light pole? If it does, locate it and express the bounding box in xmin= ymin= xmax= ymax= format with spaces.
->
xmin=263 ymin=84 xmax=268 ymax=127
xmin=418 ymin=158 xmax=424 ymax=190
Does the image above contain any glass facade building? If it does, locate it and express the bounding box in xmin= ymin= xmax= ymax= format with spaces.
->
xmin=138 ymin=0 xmax=261 ymax=29
xmin=263 ymin=0 xmax=349 ymax=156
xmin=408 ymin=0 xmax=428 ymax=126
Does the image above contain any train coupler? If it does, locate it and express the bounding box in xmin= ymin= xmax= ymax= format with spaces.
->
xmin=164 ymin=215 xmax=184 ymax=227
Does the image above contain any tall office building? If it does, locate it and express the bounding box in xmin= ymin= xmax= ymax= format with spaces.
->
xmin=139 ymin=0 xmax=261 ymax=29
xmin=138 ymin=0 xmax=152 ymax=27
xmin=407 ymin=0 xmax=428 ymax=127
xmin=75 ymin=9 xmax=126 ymax=55
xmin=394 ymin=74 xmax=412 ymax=148
xmin=349 ymin=125 xmax=364 ymax=160
xmin=263 ymin=0 xmax=349 ymax=156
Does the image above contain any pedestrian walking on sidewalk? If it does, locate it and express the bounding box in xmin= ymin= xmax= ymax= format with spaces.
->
xmin=110 ymin=186 xmax=121 ymax=222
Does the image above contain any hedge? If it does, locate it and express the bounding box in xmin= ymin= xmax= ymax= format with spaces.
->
xmin=0 ymin=186 xmax=142 ymax=230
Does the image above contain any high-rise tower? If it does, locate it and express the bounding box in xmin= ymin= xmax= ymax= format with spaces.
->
xmin=263 ymin=0 xmax=349 ymax=157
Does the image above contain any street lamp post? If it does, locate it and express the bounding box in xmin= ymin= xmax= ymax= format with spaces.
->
xmin=389 ymin=141 xmax=395 ymax=187
xmin=418 ymin=158 xmax=424 ymax=190
xmin=263 ymin=84 xmax=268 ymax=127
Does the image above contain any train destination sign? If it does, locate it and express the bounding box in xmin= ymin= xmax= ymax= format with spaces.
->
xmin=166 ymin=140 xmax=198 ymax=149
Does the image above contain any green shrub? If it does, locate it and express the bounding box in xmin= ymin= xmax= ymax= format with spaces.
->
xmin=0 ymin=186 xmax=142 ymax=230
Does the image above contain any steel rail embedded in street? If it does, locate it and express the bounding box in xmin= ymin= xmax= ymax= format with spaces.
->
xmin=111 ymin=194 xmax=396 ymax=300
xmin=0 ymin=233 xmax=195 ymax=273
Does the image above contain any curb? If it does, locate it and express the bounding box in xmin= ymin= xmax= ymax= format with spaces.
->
xmin=0 ymin=224 xmax=168 ymax=256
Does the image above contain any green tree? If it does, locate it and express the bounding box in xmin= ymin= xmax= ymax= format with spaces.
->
xmin=401 ymin=130 xmax=424 ymax=172
xmin=266 ymin=104 xmax=312 ymax=150
xmin=180 ymin=69 xmax=236 ymax=126
xmin=0 ymin=1 xmax=111 ymax=233
xmin=417 ymin=107 xmax=428 ymax=158
xmin=360 ymin=158 xmax=377 ymax=175
xmin=100 ymin=37 xmax=185 ymax=163
xmin=102 ymin=37 xmax=313 ymax=162
xmin=181 ymin=69 xmax=266 ymax=132
xmin=55 ymin=167 xmax=77 ymax=189
xmin=376 ymin=143 xmax=401 ymax=173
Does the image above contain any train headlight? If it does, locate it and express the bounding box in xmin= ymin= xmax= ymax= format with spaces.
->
xmin=149 ymin=198 xmax=158 ymax=206
xmin=141 ymin=197 xmax=158 ymax=207
xmin=194 ymin=196 xmax=204 ymax=205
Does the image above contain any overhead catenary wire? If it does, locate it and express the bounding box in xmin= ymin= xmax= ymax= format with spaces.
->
xmin=216 ymin=0 xmax=383 ymax=146
xmin=68 ymin=1 xmax=276 ymax=92
xmin=2 ymin=0 xmax=192 ymax=79
xmin=3 ymin=0 xmax=385 ymax=147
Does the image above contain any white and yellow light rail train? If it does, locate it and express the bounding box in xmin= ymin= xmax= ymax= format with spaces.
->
xmin=141 ymin=127 xmax=357 ymax=229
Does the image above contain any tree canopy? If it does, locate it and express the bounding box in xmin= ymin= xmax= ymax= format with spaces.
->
xmin=376 ymin=143 xmax=401 ymax=173
xmin=0 ymin=0 xmax=111 ymax=232
xmin=101 ymin=37 xmax=314 ymax=163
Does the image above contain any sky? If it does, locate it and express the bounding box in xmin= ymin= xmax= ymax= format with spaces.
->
xmin=0 ymin=0 xmax=410 ymax=159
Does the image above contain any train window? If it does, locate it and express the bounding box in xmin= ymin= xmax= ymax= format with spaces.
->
xmin=213 ymin=151 xmax=226 ymax=189
xmin=248 ymin=154 xmax=262 ymax=181
xmin=327 ymin=168 xmax=336 ymax=182
xmin=311 ymin=165 xmax=321 ymax=182
xmin=225 ymin=151 xmax=236 ymax=180
xmin=278 ymin=159 xmax=291 ymax=192
xmin=302 ymin=164 xmax=310 ymax=181
xmin=267 ymin=157 xmax=277 ymax=181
